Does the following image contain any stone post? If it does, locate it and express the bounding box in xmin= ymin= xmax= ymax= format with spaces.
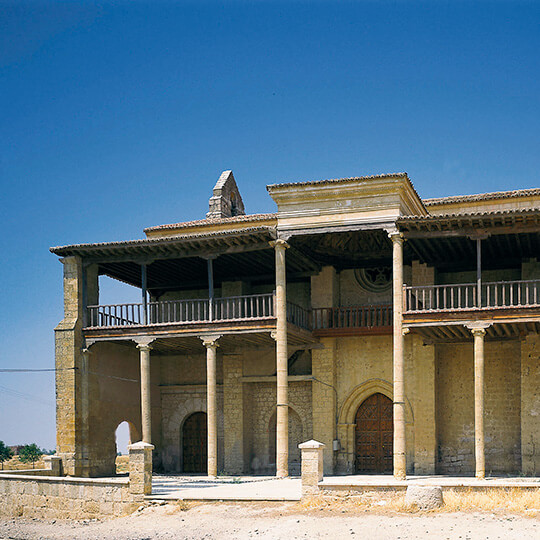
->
xmin=128 ymin=441 xmax=154 ymax=498
xmin=299 ymin=440 xmax=325 ymax=497
xmin=272 ymin=239 xmax=289 ymax=478
xmin=389 ymin=231 xmax=406 ymax=480
xmin=136 ymin=340 xmax=154 ymax=444
xmin=201 ymin=335 xmax=221 ymax=477
xmin=43 ymin=455 xmax=63 ymax=476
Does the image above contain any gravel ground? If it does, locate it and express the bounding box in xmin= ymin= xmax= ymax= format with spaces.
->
xmin=1 ymin=502 xmax=539 ymax=540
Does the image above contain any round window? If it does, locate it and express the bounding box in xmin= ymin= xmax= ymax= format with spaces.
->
xmin=354 ymin=267 xmax=392 ymax=293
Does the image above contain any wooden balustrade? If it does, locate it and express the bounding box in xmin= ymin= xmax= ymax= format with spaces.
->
xmin=87 ymin=279 xmax=540 ymax=330
xmin=86 ymin=293 xmax=275 ymax=328
xmin=404 ymin=279 xmax=540 ymax=313
xmin=286 ymin=302 xmax=311 ymax=331
xmin=311 ymin=304 xmax=393 ymax=330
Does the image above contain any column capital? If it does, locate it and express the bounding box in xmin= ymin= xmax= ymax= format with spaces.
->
xmin=386 ymin=228 xmax=404 ymax=244
xmin=201 ymin=334 xmax=221 ymax=349
xmin=270 ymin=238 xmax=290 ymax=250
xmin=465 ymin=322 xmax=491 ymax=336
xmin=135 ymin=337 xmax=155 ymax=351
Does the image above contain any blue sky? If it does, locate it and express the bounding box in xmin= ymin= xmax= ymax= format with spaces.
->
xmin=1 ymin=0 xmax=539 ymax=449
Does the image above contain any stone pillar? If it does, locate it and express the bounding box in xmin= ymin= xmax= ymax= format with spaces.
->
xmin=467 ymin=323 xmax=489 ymax=479
xmin=137 ymin=342 xmax=153 ymax=444
xmin=299 ymin=440 xmax=325 ymax=497
xmin=202 ymin=335 xmax=221 ymax=477
xmin=55 ymin=256 xmax=84 ymax=476
xmin=272 ymin=239 xmax=289 ymax=478
xmin=128 ymin=441 xmax=154 ymax=498
xmin=80 ymin=348 xmax=91 ymax=477
xmin=389 ymin=231 xmax=406 ymax=480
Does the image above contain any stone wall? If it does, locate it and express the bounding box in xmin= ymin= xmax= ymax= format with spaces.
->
xmin=521 ymin=333 xmax=540 ymax=475
xmin=436 ymin=340 xmax=522 ymax=474
xmin=0 ymin=475 xmax=135 ymax=519
xmin=243 ymin=381 xmax=312 ymax=475
xmin=83 ymin=342 xmax=162 ymax=477
xmin=160 ymin=385 xmax=224 ymax=472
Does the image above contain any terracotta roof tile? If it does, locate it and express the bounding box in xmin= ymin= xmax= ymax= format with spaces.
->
xmin=144 ymin=213 xmax=277 ymax=233
xmin=423 ymin=188 xmax=540 ymax=206
xmin=266 ymin=172 xmax=408 ymax=189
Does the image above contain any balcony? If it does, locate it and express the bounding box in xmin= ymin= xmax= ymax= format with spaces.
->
xmin=311 ymin=304 xmax=393 ymax=337
xmin=85 ymin=294 xmax=392 ymax=338
xmin=87 ymin=293 xmax=274 ymax=327
xmin=403 ymin=279 xmax=540 ymax=325
xmin=86 ymin=293 xmax=312 ymax=334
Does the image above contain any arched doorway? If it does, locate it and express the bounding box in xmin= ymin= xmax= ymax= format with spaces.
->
xmin=355 ymin=393 xmax=393 ymax=474
xmin=182 ymin=412 xmax=207 ymax=473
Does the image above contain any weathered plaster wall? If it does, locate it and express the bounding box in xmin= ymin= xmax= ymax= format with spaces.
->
xmin=521 ymin=333 xmax=540 ymax=475
xmin=436 ymin=341 xmax=521 ymax=475
xmin=85 ymin=342 xmax=161 ymax=477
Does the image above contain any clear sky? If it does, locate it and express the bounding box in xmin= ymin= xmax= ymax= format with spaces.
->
xmin=1 ymin=0 xmax=539 ymax=450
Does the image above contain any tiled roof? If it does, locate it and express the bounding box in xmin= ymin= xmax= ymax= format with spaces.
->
xmin=144 ymin=213 xmax=277 ymax=233
xmin=398 ymin=207 xmax=540 ymax=222
xmin=266 ymin=172 xmax=408 ymax=189
xmin=50 ymin=226 xmax=276 ymax=256
xmin=423 ymin=188 xmax=540 ymax=206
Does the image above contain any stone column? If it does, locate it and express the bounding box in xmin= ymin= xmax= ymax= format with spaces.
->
xmin=272 ymin=239 xmax=289 ymax=478
xmin=389 ymin=231 xmax=406 ymax=480
xmin=468 ymin=325 xmax=488 ymax=479
xmin=137 ymin=341 xmax=154 ymax=444
xmin=299 ymin=440 xmax=325 ymax=497
xmin=202 ymin=335 xmax=221 ymax=477
xmin=80 ymin=347 xmax=91 ymax=477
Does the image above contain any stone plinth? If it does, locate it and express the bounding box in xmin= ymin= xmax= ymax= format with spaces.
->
xmin=128 ymin=441 xmax=154 ymax=498
xmin=299 ymin=440 xmax=325 ymax=496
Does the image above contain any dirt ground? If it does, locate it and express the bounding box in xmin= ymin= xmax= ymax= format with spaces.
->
xmin=1 ymin=501 xmax=539 ymax=540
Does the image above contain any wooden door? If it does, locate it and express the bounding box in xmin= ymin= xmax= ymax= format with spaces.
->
xmin=355 ymin=393 xmax=393 ymax=474
xmin=182 ymin=412 xmax=207 ymax=473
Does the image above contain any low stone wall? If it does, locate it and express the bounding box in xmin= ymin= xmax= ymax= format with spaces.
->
xmin=0 ymin=442 xmax=154 ymax=520
xmin=0 ymin=474 xmax=135 ymax=519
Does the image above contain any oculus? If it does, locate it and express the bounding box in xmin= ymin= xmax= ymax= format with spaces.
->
xmin=354 ymin=267 xmax=392 ymax=293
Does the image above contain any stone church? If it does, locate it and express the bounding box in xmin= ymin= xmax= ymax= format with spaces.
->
xmin=50 ymin=171 xmax=540 ymax=479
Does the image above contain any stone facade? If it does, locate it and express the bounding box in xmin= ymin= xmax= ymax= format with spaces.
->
xmin=50 ymin=172 xmax=540 ymax=480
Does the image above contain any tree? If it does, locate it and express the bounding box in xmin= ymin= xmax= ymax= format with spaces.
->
xmin=0 ymin=441 xmax=14 ymax=470
xmin=18 ymin=443 xmax=43 ymax=469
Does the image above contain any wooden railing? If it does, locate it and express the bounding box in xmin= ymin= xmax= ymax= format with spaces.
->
xmin=87 ymin=303 xmax=145 ymax=327
xmin=404 ymin=279 xmax=540 ymax=313
xmin=286 ymin=302 xmax=311 ymax=331
xmin=87 ymin=293 xmax=276 ymax=328
xmin=311 ymin=304 xmax=393 ymax=331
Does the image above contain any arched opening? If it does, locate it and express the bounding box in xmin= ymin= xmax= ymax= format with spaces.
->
xmin=115 ymin=421 xmax=136 ymax=474
xmin=268 ymin=407 xmax=303 ymax=475
xmin=355 ymin=393 xmax=393 ymax=474
xmin=182 ymin=412 xmax=207 ymax=473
